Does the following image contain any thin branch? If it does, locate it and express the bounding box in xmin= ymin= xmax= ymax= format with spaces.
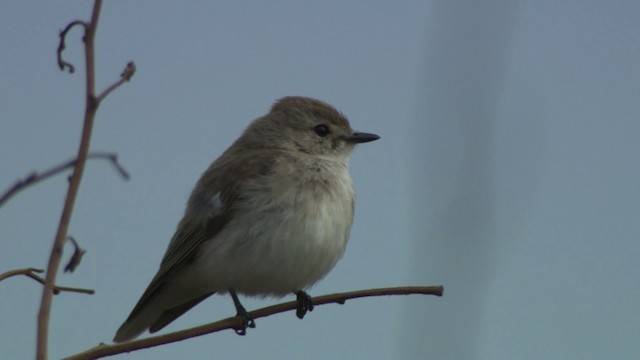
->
xmin=0 ymin=151 xmax=129 ymax=208
xmin=37 ymin=1 xmax=105 ymax=359
xmin=0 ymin=268 xmax=94 ymax=295
xmin=64 ymin=285 xmax=443 ymax=360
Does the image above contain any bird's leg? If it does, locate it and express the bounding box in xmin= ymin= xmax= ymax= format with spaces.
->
xmin=229 ymin=288 xmax=255 ymax=335
xmin=295 ymin=290 xmax=314 ymax=319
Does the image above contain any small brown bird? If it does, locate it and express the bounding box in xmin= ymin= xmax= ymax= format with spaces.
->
xmin=114 ymin=96 xmax=379 ymax=342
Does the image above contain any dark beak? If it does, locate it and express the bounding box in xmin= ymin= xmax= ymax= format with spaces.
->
xmin=345 ymin=132 xmax=380 ymax=144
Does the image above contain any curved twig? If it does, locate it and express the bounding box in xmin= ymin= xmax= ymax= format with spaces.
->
xmin=57 ymin=20 xmax=88 ymax=73
xmin=64 ymin=285 xmax=443 ymax=360
xmin=0 ymin=268 xmax=94 ymax=295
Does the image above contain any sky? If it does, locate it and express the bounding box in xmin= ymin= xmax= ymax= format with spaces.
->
xmin=1 ymin=1 xmax=639 ymax=359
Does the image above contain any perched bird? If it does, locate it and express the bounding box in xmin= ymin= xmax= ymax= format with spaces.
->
xmin=113 ymin=96 xmax=379 ymax=342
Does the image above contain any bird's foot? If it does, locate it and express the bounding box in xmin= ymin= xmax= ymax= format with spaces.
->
xmin=229 ymin=288 xmax=256 ymax=335
xmin=234 ymin=307 xmax=256 ymax=336
xmin=295 ymin=290 xmax=314 ymax=319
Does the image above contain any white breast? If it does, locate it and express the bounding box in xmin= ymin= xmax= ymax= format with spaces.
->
xmin=195 ymin=157 xmax=355 ymax=297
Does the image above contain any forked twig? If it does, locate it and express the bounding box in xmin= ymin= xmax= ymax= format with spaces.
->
xmin=0 ymin=268 xmax=94 ymax=295
xmin=0 ymin=152 xmax=129 ymax=208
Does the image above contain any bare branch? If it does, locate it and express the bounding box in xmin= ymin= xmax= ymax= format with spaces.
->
xmin=0 ymin=152 xmax=129 ymax=208
xmin=37 ymin=0 xmax=134 ymax=358
xmin=64 ymin=285 xmax=443 ymax=360
xmin=0 ymin=268 xmax=94 ymax=295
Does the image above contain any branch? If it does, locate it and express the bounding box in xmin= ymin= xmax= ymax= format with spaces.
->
xmin=0 ymin=151 xmax=129 ymax=208
xmin=38 ymin=1 xmax=134 ymax=358
xmin=0 ymin=268 xmax=94 ymax=295
xmin=37 ymin=2 xmax=103 ymax=357
xmin=64 ymin=285 xmax=443 ymax=360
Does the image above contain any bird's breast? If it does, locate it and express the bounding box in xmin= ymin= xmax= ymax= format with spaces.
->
xmin=196 ymin=160 xmax=356 ymax=296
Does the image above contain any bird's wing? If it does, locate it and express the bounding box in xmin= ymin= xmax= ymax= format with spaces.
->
xmin=122 ymin=149 xmax=273 ymax=320
xmin=122 ymin=197 xmax=230 ymax=321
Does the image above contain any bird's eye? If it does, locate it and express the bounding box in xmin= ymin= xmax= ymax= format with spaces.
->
xmin=313 ymin=124 xmax=330 ymax=137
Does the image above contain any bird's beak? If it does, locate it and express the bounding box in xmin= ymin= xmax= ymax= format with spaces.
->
xmin=345 ymin=132 xmax=380 ymax=144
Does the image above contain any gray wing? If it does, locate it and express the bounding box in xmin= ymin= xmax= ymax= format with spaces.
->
xmin=123 ymin=189 xmax=232 ymax=321
xmin=113 ymin=197 xmax=230 ymax=342
xmin=118 ymin=149 xmax=272 ymax=326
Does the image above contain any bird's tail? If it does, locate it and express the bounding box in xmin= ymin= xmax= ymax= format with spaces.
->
xmin=113 ymin=285 xmax=214 ymax=343
xmin=113 ymin=302 xmax=162 ymax=343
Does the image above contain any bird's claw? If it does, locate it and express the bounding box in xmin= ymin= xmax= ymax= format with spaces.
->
xmin=234 ymin=311 xmax=256 ymax=336
xmin=229 ymin=288 xmax=256 ymax=336
xmin=295 ymin=291 xmax=314 ymax=319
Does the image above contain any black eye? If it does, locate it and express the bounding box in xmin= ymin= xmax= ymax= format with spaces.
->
xmin=313 ymin=124 xmax=330 ymax=137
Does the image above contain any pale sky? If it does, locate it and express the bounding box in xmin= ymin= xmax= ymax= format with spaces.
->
xmin=1 ymin=1 xmax=639 ymax=359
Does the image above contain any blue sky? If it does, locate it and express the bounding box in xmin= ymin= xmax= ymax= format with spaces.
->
xmin=1 ymin=1 xmax=639 ymax=359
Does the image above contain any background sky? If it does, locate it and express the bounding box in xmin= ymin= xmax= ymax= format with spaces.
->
xmin=1 ymin=1 xmax=639 ymax=359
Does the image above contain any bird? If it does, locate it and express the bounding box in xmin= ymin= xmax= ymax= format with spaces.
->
xmin=113 ymin=96 xmax=379 ymax=342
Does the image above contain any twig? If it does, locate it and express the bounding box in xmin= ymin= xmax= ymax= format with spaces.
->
xmin=57 ymin=20 xmax=88 ymax=74
xmin=0 ymin=151 xmax=129 ymax=208
xmin=96 ymin=62 xmax=136 ymax=103
xmin=0 ymin=268 xmax=94 ymax=295
xmin=64 ymin=285 xmax=444 ymax=360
